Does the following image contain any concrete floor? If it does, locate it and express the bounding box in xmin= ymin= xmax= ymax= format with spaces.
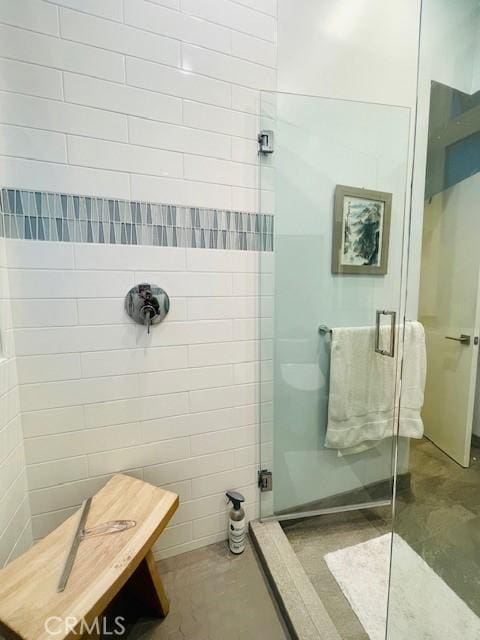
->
xmin=392 ymin=438 xmax=480 ymax=616
xmin=124 ymin=540 xmax=290 ymax=640
xmin=120 ymin=438 xmax=479 ymax=640
xmin=282 ymin=438 xmax=480 ymax=638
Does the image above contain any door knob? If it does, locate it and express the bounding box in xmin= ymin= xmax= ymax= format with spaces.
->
xmin=445 ymin=334 xmax=471 ymax=345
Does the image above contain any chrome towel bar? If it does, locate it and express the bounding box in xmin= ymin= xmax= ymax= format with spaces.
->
xmin=318 ymin=325 xmax=332 ymax=335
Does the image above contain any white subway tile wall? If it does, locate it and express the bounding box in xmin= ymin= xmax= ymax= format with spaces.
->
xmin=0 ymin=0 xmax=277 ymax=559
xmin=0 ymin=237 xmax=33 ymax=566
xmin=6 ymin=241 xmax=273 ymax=557
xmin=0 ymin=0 xmax=277 ymax=213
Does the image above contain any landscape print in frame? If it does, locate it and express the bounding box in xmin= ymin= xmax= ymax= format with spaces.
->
xmin=332 ymin=185 xmax=392 ymax=275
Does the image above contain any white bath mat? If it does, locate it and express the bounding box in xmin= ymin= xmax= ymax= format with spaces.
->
xmin=324 ymin=533 xmax=480 ymax=640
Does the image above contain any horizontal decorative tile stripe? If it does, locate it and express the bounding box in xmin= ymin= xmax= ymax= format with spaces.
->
xmin=0 ymin=189 xmax=274 ymax=251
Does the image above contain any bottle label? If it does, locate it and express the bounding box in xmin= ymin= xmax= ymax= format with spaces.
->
xmin=229 ymin=517 xmax=246 ymax=553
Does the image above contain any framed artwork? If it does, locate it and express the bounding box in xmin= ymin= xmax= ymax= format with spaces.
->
xmin=331 ymin=185 xmax=392 ymax=275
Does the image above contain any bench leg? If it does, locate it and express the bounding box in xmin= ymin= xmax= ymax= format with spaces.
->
xmin=126 ymin=550 xmax=170 ymax=617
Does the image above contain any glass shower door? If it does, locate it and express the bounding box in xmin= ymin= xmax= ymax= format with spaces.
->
xmin=258 ymin=91 xmax=412 ymax=522
xmin=386 ymin=0 xmax=480 ymax=630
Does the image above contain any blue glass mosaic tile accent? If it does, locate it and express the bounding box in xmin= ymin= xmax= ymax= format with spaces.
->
xmin=0 ymin=189 xmax=274 ymax=252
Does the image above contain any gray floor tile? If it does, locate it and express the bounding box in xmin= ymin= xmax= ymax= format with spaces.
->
xmin=125 ymin=540 xmax=290 ymax=640
xmin=283 ymin=439 xmax=480 ymax=638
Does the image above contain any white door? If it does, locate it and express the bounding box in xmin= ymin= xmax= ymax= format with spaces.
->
xmin=418 ymin=174 xmax=480 ymax=467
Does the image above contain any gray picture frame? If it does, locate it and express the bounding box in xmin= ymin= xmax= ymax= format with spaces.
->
xmin=331 ymin=185 xmax=392 ymax=275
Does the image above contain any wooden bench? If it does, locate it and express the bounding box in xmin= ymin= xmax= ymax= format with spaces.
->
xmin=0 ymin=474 xmax=178 ymax=640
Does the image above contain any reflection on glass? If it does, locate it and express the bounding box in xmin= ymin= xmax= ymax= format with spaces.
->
xmin=388 ymin=42 xmax=480 ymax=640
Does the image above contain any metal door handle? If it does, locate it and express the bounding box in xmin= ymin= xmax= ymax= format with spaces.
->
xmin=375 ymin=310 xmax=396 ymax=358
xmin=445 ymin=334 xmax=471 ymax=345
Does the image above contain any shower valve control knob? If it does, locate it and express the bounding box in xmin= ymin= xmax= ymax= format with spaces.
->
xmin=125 ymin=283 xmax=169 ymax=333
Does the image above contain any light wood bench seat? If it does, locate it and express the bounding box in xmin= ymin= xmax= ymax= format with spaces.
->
xmin=0 ymin=474 xmax=178 ymax=640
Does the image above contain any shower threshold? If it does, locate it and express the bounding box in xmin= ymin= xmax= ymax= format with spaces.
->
xmin=250 ymin=519 xmax=341 ymax=640
xmin=250 ymin=475 xmax=410 ymax=636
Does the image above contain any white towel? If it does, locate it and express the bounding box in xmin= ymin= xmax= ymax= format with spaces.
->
xmin=398 ymin=322 xmax=426 ymax=440
xmin=325 ymin=321 xmax=426 ymax=451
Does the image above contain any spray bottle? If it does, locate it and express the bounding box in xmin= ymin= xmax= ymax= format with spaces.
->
xmin=226 ymin=490 xmax=246 ymax=554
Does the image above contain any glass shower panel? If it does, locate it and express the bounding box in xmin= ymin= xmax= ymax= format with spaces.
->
xmin=258 ymin=92 xmax=412 ymax=520
xmin=387 ymin=1 xmax=480 ymax=630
